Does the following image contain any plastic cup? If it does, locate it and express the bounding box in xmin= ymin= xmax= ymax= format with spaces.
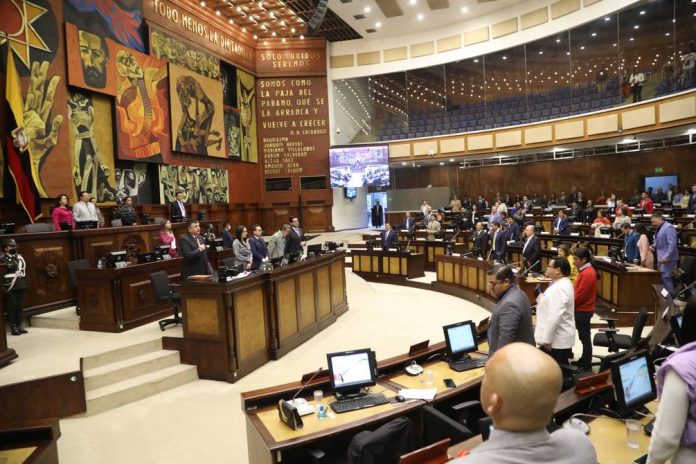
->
xmin=313 ymin=390 xmax=323 ymax=404
xmin=626 ymin=419 xmax=641 ymax=449
xmin=422 ymin=370 xmax=434 ymax=387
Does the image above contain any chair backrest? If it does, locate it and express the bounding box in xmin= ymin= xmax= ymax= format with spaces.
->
xmin=22 ymin=223 xmax=54 ymax=233
xmin=631 ymin=307 xmax=649 ymax=346
xmin=66 ymin=259 xmax=89 ymax=287
xmin=347 ymin=417 xmax=416 ymax=464
xmin=111 ymin=219 xmax=123 ymax=227
xmin=421 ymin=405 xmax=473 ymax=446
xmin=399 ymin=439 xmax=450 ymax=464
xmin=149 ymin=271 xmax=170 ymax=303
xmin=221 ymin=257 xmax=236 ymax=269
xmin=679 ymin=256 xmax=696 ymax=284
xmin=153 ymin=217 xmax=167 ymax=225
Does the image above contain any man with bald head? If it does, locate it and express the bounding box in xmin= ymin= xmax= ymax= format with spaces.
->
xmin=451 ymin=343 xmax=596 ymax=463
xmin=521 ymin=225 xmax=541 ymax=273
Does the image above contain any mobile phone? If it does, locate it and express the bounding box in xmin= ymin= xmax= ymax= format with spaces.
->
xmin=632 ymin=454 xmax=647 ymax=464
xmin=444 ymin=378 xmax=456 ymax=388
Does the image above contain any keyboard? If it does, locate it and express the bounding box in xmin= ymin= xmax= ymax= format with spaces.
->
xmin=329 ymin=393 xmax=389 ymax=414
xmin=449 ymin=356 xmax=488 ymax=372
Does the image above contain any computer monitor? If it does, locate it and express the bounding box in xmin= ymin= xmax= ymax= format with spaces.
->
xmin=671 ymin=314 xmax=684 ymax=346
xmin=158 ymin=245 xmax=171 ymax=259
xmin=206 ymin=237 xmax=223 ymax=250
xmin=610 ymin=351 xmax=657 ymax=417
xmin=307 ymin=244 xmax=323 ymax=256
xmin=287 ymin=252 xmax=302 ymax=264
xmin=58 ymin=222 xmax=72 ymax=231
xmin=136 ymin=251 xmax=159 ymax=264
xmin=106 ymin=250 xmax=128 ymax=268
xmin=76 ymin=220 xmax=98 ymax=229
xmin=326 ymin=348 xmax=377 ymax=398
xmin=443 ymin=320 xmax=479 ymax=362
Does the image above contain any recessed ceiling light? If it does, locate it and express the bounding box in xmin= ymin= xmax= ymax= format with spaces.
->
xmin=364 ymin=6 xmax=371 ymax=13
xmin=271 ymin=31 xmax=276 ymax=37
xmin=461 ymin=6 xmax=468 ymax=13
xmin=439 ymin=162 xmax=445 ymax=166
xmin=291 ymin=27 xmax=296 ymax=33
xmin=300 ymin=35 xmax=304 ymax=40
xmin=665 ymin=32 xmax=670 ymax=36
xmin=502 ymin=56 xmax=507 ymax=60
xmin=409 ymin=0 xmax=416 ymax=5
xmin=449 ymin=158 xmax=454 ymax=162
xmin=630 ymin=37 xmax=634 ymax=41
xmin=538 ymin=51 xmax=543 ymax=55
xmin=263 ymin=40 xmax=268 ymax=45
xmin=215 ymin=9 xmax=220 ymax=15
xmin=604 ymin=16 xmax=610 ymax=21
xmin=580 ymin=46 xmax=585 ymax=50
xmin=591 ymin=32 xmax=597 ymax=37
xmin=473 ymin=59 xmax=478 ymax=63
xmin=401 ymin=162 xmax=407 ymax=165
xmin=639 ymin=10 xmax=645 ymax=15
xmin=282 ymin=38 xmax=286 ymax=43
xmin=253 ymin=34 xmax=258 ymax=39
xmin=634 ymin=25 xmax=639 ymax=29
xmin=556 ymin=38 xmax=561 ymax=43
xmin=613 ymin=43 xmax=617 ymax=47
xmin=228 ymin=18 xmax=233 ymax=24
xmin=200 ymin=1 xmax=205 ymax=6
xmin=417 ymin=13 xmax=424 ymax=21
xmin=375 ymin=21 xmax=382 ymax=28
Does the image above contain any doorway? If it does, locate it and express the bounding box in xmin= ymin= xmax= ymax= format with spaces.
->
xmin=367 ymin=192 xmax=388 ymax=228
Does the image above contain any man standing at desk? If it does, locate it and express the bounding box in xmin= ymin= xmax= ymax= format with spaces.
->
xmin=249 ymin=224 xmax=269 ymax=270
xmin=651 ymin=213 xmax=679 ymax=294
xmin=72 ymin=191 xmax=99 ymax=225
xmin=426 ymin=214 xmax=441 ymax=241
xmin=471 ymin=222 xmax=489 ymax=259
xmin=487 ymin=266 xmax=534 ymax=354
xmin=268 ymin=224 xmax=290 ymax=263
xmin=222 ymin=222 xmax=234 ymax=249
xmin=381 ymin=223 xmax=397 ymax=250
xmin=552 ymin=209 xmax=570 ymax=236
xmin=450 ymin=343 xmax=595 ymax=463
xmin=180 ymin=219 xmax=211 ymax=280
xmin=403 ymin=212 xmax=416 ymax=232
xmin=535 ymin=257 xmax=575 ymax=367
xmin=522 ymin=225 xmax=541 ymax=273
xmin=286 ymin=216 xmax=305 ymax=257
xmin=170 ymin=191 xmax=187 ymax=221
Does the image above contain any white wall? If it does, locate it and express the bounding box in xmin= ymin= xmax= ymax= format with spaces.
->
xmin=332 ymin=187 xmax=369 ymax=230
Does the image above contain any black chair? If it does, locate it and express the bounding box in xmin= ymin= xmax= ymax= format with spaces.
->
xmin=149 ymin=271 xmax=181 ymax=331
xmin=67 ymin=259 xmax=89 ymax=315
xmin=421 ymin=401 xmax=480 ymax=445
xmin=593 ymin=307 xmax=649 ymax=354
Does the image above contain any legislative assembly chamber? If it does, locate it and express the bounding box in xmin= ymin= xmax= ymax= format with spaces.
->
xmin=2 ymin=0 xmax=696 ymax=463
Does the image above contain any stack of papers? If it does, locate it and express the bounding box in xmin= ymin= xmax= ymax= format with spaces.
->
xmin=398 ymin=388 xmax=438 ymax=400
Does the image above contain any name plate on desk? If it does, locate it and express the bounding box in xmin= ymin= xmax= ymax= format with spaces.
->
xmin=540 ymin=232 xmax=550 ymax=235
xmin=570 ymin=232 xmax=580 ymax=236
xmin=416 ymin=238 xmax=426 ymax=241
xmin=435 ymin=239 xmax=444 ymax=242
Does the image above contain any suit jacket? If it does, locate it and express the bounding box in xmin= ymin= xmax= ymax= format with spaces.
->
xmin=381 ymin=229 xmax=397 ymax=250
xmin=689 ymin=192 xmax=696 ymax=214
xmin=286 ymin=227 xmax=304 ymax=255
xmin=267 ymin=231 xmax=286 ymax=260
xmin=491 ymin=230 xmax=507 ymax=261
xmin=222 ymin=229 xmax=234 ymax=249
xmin=450 ymin=428 xmax=596 ymax=464
xmin=488 ymin=285 xmax=534 ymax=354
xmin=654 ymin=221 xmax=679 ymax=262
xmin=505 ymin=222 xmax=520 ymax=242
xmin=403 ymin=217 xmax=416 ymax=231
xmin=249 ymin=236 xmax=269 ymax=270
xmin=426 ymin=220 xmax=441 ymax=240
xmin=472 ymin=230 xmax=489 ymax=258
xmin=522 ymin=235 xmax=541 ymax=272
xmin=553 ymin=216 xmax=570 ymax=236
xmin=371 ymin=205 xmax=383 ymax=226
xmin=180 ymin=234 xmax=210 ymax=280
xmin=170 ymin=200 xmax=187 ymax=219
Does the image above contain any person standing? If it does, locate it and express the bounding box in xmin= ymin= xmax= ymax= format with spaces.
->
xmin=486 ymin=266 xmax=535 ymax=355
xmin=635 ymin=223 xmax=655 ymax=269
xmin=403 ymin=212 xmax=416 ymax=231
xmin=630 ymin=67 xmax=645 ymax=103
xmin=249 ymin=224 xmax=269 ymax=271
xmin=571 ymin=247 xmax=597 ymax=370
xmin=179 ymin=219 xmax=211 ymax=280
xmin=450 ymin=195 xmax=462 ymax=213
xmin=535 ymin=257 xmax=576 ymax=366
xmin=504 ymin=216 xmax=520 ymax=243
xmin=221 ymin=222 xmax=234 ymax=249
xmin=233 ymin=225 xmax=253 ymax=271
xmin=170 ymin=191 xmax=187 ymax=221
xmin=158 ymin=220 xmax=178 ymax=258
xmin=381 ymin=223 xmax=397 ymax=250
xmin=52 ymin=194 xmax=74 ymax=230
xmin=490 ymin=221 xmax=506 ymax=262
xmin=557 ymin=244 xmax=577 ymax=283
xmin=371 ymin=201 xmax=383 ymax=228
xmin=90 ymin=198 xmax=105 ymax=228
xmin=622 ymin=223 xmax=640 ymax=264
xmin=640 ymin=192 xmax=655 ymax=214
xmin=552 ymin=209 xmax=570 ymax=236
xmin=522 ymin=225 xmax=541 ymax=273
xmin=651 ymin=213 xmax=679 ymax=294
xmin=1 ymin=239 xmax=29 ymax=336
xmin=688 ymin=184 xmax=696 ymax=214
xmin=286 ymin=216 xmax=305 ymax=257
xmin=72 ymin=191 xmax=99 ymax=225
xmin=115 ymin=196 xmax=138 ymax=226
xmin=426 ymin=214 xmax=441 ymax=241
xmin=268 ymin=224 xmax=290 ymax=262
xmin=471 ymin=222 xmax=489 ymax=259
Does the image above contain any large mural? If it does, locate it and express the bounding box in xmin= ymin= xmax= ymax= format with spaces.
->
xmin=168 ymin=63 xmax=224 ymax=158
xmin=150 ymin=27 xmax=220 ymax=80
xmin=159 ymin=164 xmax=228 ymax=204
xmin=62 ymin=0 xmax=146 ymax=52
xmin=114 ymin=160 xmax=152 ymax=203
xmin=236 ymin=68 xmax=258 ymax=163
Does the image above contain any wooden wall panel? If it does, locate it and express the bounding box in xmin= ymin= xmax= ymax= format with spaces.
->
xmin=0 ymin=371 xmax=86 ymax=422
xmin=316 ymin=267 xmax=331 ymax=318
xmin=277 ymin=279 xmax=298 ymax=341
xmin=234 ymin=288 xmax=267 ymax=360
xmin=298 ymin=273 xmax=316 ymax=330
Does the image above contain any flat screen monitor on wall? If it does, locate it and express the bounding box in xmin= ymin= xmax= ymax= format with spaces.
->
xmin=329 ymin=145 xmax=390 ymax=188
xmin=644 ymin=175 xmax=678 ymax=196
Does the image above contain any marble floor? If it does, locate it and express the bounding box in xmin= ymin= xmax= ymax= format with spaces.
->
xmin=1 ymin=229 xmax=644 ymax=464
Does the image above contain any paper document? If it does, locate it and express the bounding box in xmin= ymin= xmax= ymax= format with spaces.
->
xmin=398 ymin=388 xmax=438 ymax=400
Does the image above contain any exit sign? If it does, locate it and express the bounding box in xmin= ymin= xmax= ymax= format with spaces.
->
xmin=655 ymin=167 xmax=663 ymax=173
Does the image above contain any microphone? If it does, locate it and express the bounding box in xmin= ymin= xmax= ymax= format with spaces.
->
xmin=521 ymin=260 xmax=540 ymax=276
xmin=291 ymin=366 xmax=324 ymax=403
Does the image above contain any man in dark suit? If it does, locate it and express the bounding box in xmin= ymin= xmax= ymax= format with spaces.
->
xmin=688 ymin=184 xmax=696 ymax=214
xmin=170 ymin=191 xmax=187 ymax=221
xmin=286 ymin=216 xmax=305 ymax=257
xmin=486 ymin=265 xmax=535 ymax=354
xmin=552 ymin=209 xmax=570 ymax=236
xmin=180 ymin=219 xmax=211 ymax=280
xmin=402 ymin=212 xmax=416 ymax=231
xmin=381 ymin=223 xmax=397 ymax=250
xmin=221 ymin=222 xmax=234 ymax=249
xmin=504 ymin=216 xmax=520 ymax=243
xmin=371 ymin=201 xmax=383 ymax=228
xmin=521 ymin=225 xmax=541 ymax=273
xmin=249 ymin=224 xmax=269 ymax=270
xmin=471 ymin=222 xmax=489 ymax=259
xmin=490 ymin=221 xmax=506 ymax=262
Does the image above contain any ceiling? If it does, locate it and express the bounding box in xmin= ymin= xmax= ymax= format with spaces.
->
xmin=328 ymin=0 xmax=523 ymax=40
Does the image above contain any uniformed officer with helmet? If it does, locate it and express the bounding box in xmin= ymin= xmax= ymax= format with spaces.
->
xmin=1 ymin=239 xmax=29 ymax=335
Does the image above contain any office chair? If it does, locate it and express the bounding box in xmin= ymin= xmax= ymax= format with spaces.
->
xmin=22 ymin=223 xmax=54 ymax=233
xmin=221 ymin=257 xmax=236 ymax=269
xmin=673 ymin=256 xmax=696 ymax=301
xmin=67 ymin=259 xmax=89 ymax=315
xmin=421 ymin=402 xmax=480 ymax=445
xmin=149 ymin=271 xmax=181 ymax=331
xmin=593 ymin=307 xmax=648 ymax=355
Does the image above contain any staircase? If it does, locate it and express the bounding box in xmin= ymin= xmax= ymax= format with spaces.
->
xmin=81 ymin=339 xmax=198 ymax=415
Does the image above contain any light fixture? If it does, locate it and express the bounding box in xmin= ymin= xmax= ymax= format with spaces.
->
xmin=200 ymin=1 xmax=205 ymax=6
xmin=639 ymin=10 xmax=645 ymax=15
xmin=375 ymin=21 xmax=381 ymax=28
xmin=630 ymin=37 xmax=634 ymax=41
xmin=264 ymin=40 xmax=268 ymax=45
xmin=401 ymin=162 xmax=407 ymax=165
xmin=556 ymin=38 xmax=561 ymax=43
xmin=253 ymin=34 xmax=258 ymax=39
xmin=242 ymin=26 xmax=247 ymax=32
xmin=449 ymin=158 xmax=454 ymax=162
xmin=215 ymin=9 xmax=220 ymax=15
xmin=591 ymin=32 xmax=597 ymax=37
xmin=364 ymin=6 xmax=371 ymax=13
xmin=228 ymin=18 xmax=234 ymax=24
xmin=538 ymin=51 xmax=543 ymax=55
xmin=282 ymin=37 xmax=286 ymax=43
xmin=461 ymin=6 xmax=468 ymax=13
xmin=417 ymin=13 xmax=423 ymax=21
xmin=634 ymin=25 xmax=639 ymax=29
xmin=271 ymin=31 xmax=276 ymax=37
xmin=687 ymin=128 xmax=696 ymax=135
xmin=604 ymin=16 xmax=610 ymax=21
xmin=291 ymin=27 xmax=296 ymax=33
xmin=409 ymin=0 xmax=416 ymax=5
xmin=621 ymin=136 xmax=637 ymax=144
xmin=300 ymin=34 xmax=304 ymax=40
xmin=502 ymin=56 xmax=507 ymax=60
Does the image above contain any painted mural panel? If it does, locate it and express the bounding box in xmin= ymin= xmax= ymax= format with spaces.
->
xmin=224 ymin=106 xmax=241 ymax=160
xmin=65 ymin=22 xmax=118 ymax=95
xmin=150 ymin=26 xmax=220 ymax=79
xmin=62 ymin=0 xmax=146 ymax=52
xmin=114 ymin=160 xmax=153 ymax=203
xmin=236 ymin=68 xmax=258 ymax=163
xmin=168 ymin=63 xmax=225 ymax=157
xmin=159 ymin=164 xmax=228 ymax=204
xmin=67 ymin=90 xmax=117 ymax=203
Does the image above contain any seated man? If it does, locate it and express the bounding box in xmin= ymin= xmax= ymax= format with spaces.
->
xmin=451 ymin=343 xmax=596 ymax=463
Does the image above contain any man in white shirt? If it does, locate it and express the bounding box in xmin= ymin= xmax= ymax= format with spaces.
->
xmin=72 ymin=190 xmax=99 ymax=224
xmin=630 ymin=67 xmax=645 ymax=103
xmin=535 ymin=256 xmax=576 ymax=366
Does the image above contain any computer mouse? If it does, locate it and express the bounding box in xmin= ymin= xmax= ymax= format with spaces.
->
xmin=395 ymin=395 xmax=406 ymax=403
xmin=563 ymin=417 xmax=590 ymax=435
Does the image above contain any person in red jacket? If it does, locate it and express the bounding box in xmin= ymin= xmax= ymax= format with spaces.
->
xmin=639 ymin=192 xmax=654 ymax=214
xmin=572 ymin=247 xmax=597 ymax=369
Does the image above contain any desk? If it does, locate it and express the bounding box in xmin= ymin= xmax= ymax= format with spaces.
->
xmin=76 ymin=258 xmax=181 ymax=332
xmin=166 ymin=251 xmax=348 ymax=383
xmin=351 ymin=249 xmax=426 ymax=279
xmin=0 ymin=418 xmax=60 ymax=464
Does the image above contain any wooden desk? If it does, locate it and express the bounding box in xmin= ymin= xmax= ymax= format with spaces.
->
xmin=351 ymin=249 xmax=426 ymax=279
xmin=76 ymin=258 xmax=181 ymax=332
xmin=166 ymin=251 xmax=348 ymax=383
xmin=435 ymin=256 xmax=494 ymax=304
xmin=0 ymin=418 xmax=60 ymax=464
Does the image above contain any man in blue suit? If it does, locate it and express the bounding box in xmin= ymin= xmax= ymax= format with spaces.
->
xmin=553 ymin=209 xmax=570 ymax=236
xmin=688 ymin=184 xmax=696 ymax=214
xmin=504 ymin=216 xmax=520 ymax=243
xmin=651 ymin=213 xmax=679 ymax=293
xmin=403 ymin=212 xmax=416 ymax=231
xmin=381 ymin=223 xmax=398 ymax=250
xmin=249 ymin=224 xmax=269 ymax=270
xmin=490 ymin=221 xmax=507 ymax=262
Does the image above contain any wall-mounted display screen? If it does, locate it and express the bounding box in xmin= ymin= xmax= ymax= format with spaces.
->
xmin=329 ymin=146 xmax=390 ymax=188
xmin=644 ymin=175 xmax=678 ymax=196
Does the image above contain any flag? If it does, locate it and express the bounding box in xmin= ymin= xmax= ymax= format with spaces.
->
xmin=5 ymin=50 xmax=42 ymax=222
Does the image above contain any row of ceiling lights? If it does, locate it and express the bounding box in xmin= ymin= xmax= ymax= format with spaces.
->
xmin=198 ymin=0 xmax=306 ymax=40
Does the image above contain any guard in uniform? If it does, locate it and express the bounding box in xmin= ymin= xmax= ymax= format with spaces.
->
xmin=1 ymin=239 xmax=29 ymax=335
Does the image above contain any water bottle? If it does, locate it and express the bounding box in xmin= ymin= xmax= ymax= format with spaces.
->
xmin=318 ymin=405 xmax=326 ymax=420
xmin=97 ymin=258 xmax=105 ymax=269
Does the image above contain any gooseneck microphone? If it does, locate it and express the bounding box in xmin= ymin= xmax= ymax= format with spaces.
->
xmin=291 ymin=367 xmax=324 ymax=402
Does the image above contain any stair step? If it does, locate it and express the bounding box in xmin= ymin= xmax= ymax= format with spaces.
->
xmin=81 ymin=339 xmax=162 ymax=370
xmin=84 ymin=350 xmax=181 ymax=392
xmin=85 ymin=364 xmax=198 ymax=415
xmin=30 ymin=307 xmax=80 ymax=331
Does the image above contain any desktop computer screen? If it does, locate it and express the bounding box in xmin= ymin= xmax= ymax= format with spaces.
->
xmin=611 ymin=351 xmax=656 ymax=416
xmin=326 ymin=348 xmax=376 ymax=395
xmin=443 ymin=320 xmax=478 ymax=361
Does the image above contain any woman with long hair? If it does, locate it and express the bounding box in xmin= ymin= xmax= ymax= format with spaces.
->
xmin=158 ymin=220 xmax=178 ymax=258
xmin=635 ymin=222 xmax=655 ymax=269
xmin=232 ymin=225 xmax=252 ymax=271
xmin=52 ymin=194 xmax=74 ymax=231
